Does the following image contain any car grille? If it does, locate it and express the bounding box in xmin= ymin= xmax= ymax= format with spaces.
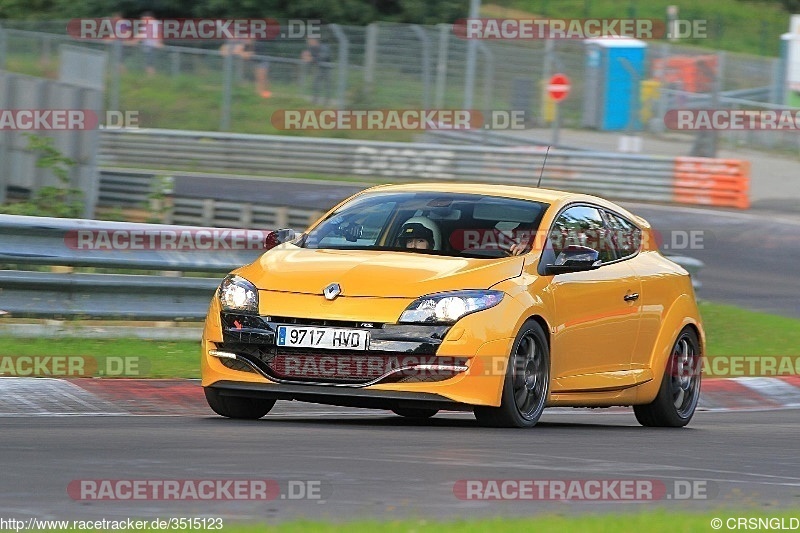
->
xmin=219 ymin=358 xmax=254 ymax=373
xmin=270 ymin=350 xmax=404 ymax=383
xmin=214 ymin=342 xmax=465 ymax=385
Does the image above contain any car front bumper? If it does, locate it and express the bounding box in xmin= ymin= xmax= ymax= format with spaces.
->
xmin=201 ymin=292 xmax=525 ymax=407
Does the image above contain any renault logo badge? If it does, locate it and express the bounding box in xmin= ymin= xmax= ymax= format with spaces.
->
xmin=323 ymin=283 xmax=341 ymax=300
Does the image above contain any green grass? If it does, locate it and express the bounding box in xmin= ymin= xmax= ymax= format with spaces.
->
xmin=36 ymin=510 xmax=800 ymax=532
xmin=0 ymin=302 xmax=798 ymax=379
xmin=116 ymin=71 xmax=421 ymax=141
xmin=0 ymin=337 xmax=200 ymax=378
xmin=699 ymin=301 xmax=800 ymax=356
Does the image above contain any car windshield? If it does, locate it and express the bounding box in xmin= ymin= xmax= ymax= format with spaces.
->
xmin=301 ymin=191 xmax=549 ymax=258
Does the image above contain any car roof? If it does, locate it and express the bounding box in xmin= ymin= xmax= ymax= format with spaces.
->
xmin=362 ymin=182 xmax=572 ymax=202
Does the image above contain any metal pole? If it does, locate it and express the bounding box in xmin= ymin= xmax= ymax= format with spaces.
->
xmin=770 ymin=56 xmax=781 ymax=105
xmin=411 ymin=25 xmax=431 ymax=108
xmin=171 ymin=49 xmax=180 ymax=78
xmin=79 ymin=87 xmax=102 ymax=218
xmin=478 ymin=41 xmax=494 ymax=111
xmin=110 ymin=39 xmax=122 ymax=112
xmin=434 ymin=24 xmax=450 ymax=108
xmin=463 ymin=0 xmax=481 ymax=109
xmin=220 ymin=50 xmax=233 ymax=131
xmin=709 ymin=52 xmax=724 ymax=157
xmin=364 ymin=23 xmax=378 ymax=94
xmin=543 ymin=39 xmax=554 ymax=127
xmin=0 ymin=24 xmax=7 ymax=70
xmin=330 ymin=24 xmax=349 ymax=109
xmin=33 ymin=79 xmax=48 ymax=191
xmin=0 ymin=71 xmax=9 ymax=205
xmin=551 ymin=101 xmax=560 ymax=146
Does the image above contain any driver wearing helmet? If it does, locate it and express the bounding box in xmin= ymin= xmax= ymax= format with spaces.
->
xmin=397 ymin=216 xmax=441 ymax=251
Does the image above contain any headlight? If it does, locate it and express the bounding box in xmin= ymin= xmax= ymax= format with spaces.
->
xmin=399 ymin=290 xmax=504 ymax=324
xmin=218 ymin=275 xmax=258 ymax=314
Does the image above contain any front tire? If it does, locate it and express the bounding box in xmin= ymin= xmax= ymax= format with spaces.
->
xmin=474 ymin=320 xmax=550 ymax=428
xmin=204 ymin=387 xmax=276 ymax=419
xmin=634 ymin=328 xmax=702 ymax=427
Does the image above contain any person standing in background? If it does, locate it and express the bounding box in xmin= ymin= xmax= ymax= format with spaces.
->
xmin=138 ymin=12 xmax=163 ymax=77
xmin=221 ymin=38 xmax=272 ymax=98
xmin=302 ymin=37 xmax=332 ymax=104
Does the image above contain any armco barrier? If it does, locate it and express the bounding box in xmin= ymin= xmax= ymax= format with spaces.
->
xmin=0 ymin=214 xmax=702 ymax=320
xmin=0 ymin=214 xmax=265 ymax=319
xmin=97 ymin=129 xmax=751 ymax=210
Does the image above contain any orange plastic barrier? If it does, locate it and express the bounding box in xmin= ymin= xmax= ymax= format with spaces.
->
xmin=652 ymin=55 xmax=718 ymax=93
xmin=672 ymin=157 xmax=750 ymax=209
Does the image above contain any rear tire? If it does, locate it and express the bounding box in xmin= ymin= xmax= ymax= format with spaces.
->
xmin=204 ymin=387 xmax=275 ymax=419
xmin=634 ymin=328 xmax=702 ymax=427
xmin=391 ymin=408 xmax=439 ymax=419
xmin=474 ymin=320 xmax=550 ymax=428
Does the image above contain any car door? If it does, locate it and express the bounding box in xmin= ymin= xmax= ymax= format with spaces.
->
xmin=602 ymin=210 xmax=657 ymax=377
xmin=541 ymin=205 xmax=642 ymax=392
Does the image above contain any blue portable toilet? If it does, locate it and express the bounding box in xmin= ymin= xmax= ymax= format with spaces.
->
xmin=582 ymin=37 xmax=647 ymax=131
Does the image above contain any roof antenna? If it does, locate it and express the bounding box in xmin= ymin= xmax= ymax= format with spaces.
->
xmin=537 ymin=145 xmax=551 ymax=188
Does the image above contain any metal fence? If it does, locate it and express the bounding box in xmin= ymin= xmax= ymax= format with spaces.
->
xmin=0 ymin=68 xmax=102 ymax=215
xmin=97 ymin=128 xmax=750 ymax=210
xmin=0 ymin=21 xmax=788 ymax=151
xmin=0 ymin=213 xmax=703 ymax=320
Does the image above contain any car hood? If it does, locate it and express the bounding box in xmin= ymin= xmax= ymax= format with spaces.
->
xmin=242 ymin=247 xmax=523 ymax=298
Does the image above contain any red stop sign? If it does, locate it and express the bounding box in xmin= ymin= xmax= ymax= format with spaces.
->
xmin=547 ymin=73 xmax=571 ymax=102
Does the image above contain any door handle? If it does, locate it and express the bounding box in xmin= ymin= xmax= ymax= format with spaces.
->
xmin=624 ymin=293 xmax=640 ymax=302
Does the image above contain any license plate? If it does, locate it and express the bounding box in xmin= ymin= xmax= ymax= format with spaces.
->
xmin=276 ymin=325 xmax=370 ymax=350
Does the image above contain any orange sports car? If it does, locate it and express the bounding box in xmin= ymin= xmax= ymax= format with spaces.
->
xmin=201 ymin=184 xmax=704 ymax=428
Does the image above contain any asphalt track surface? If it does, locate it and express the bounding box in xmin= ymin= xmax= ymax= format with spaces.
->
xmin=175 ymin=175 xmax=800 ymax=317
xmin=626 ymin=203 xmax=800 ymax=319
xmin=1 ymin=406 xmax=799 ymax=522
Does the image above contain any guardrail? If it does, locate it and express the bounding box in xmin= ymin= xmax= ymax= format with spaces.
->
xmin=97 ymin=168 xmax=327 ymax=228
xmin=0 ymin=214 xmax=266 ymax=320
xmin=420 ymin=130 xmax=590 ymax=151
xmin=98 ymin=128 xmax=751 ymax=209
xmin=0 ymin=214 xmax=703 ymax=320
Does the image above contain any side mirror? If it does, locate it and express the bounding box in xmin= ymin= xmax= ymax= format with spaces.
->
xmin=544 ymin=245 xmax=601 ymax=275
xmin=264 ymin=228 xmax=298 ymax=250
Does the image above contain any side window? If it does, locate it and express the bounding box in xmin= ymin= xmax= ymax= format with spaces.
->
xmin=547 ymin=205 xmax=614 ymax=264
xmin=604 ymin=211 xmax=642 ymax=261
